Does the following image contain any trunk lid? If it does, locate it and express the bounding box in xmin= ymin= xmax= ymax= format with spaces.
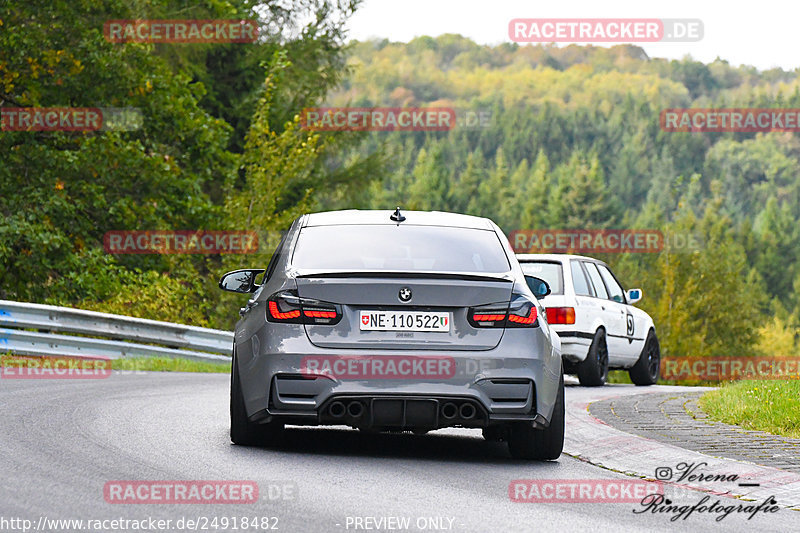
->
xmin=295 ymin=272 xmax=513 ymax=351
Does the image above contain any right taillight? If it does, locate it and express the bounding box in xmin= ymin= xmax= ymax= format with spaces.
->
xmin=469 ymin=295 xmax=539 ymax=328
xmin=546 ymin=307 xmax=575 ymax=325
xmin=266 ymin=291 xmax=342 ymax=325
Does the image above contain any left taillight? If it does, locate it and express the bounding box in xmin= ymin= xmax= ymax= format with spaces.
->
xmin=266 ymin=291 xmax=342 ymax=325
xmin=545 ymin=306 xmax=575 ymax=325
xmin=468 ymin=304 xmax=507 ymax=328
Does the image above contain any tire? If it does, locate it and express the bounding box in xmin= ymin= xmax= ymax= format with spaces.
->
xmin=482 ymin=425 xmax=506 ymax=442
xmin=628 ymin=330 xmax=660 ymax=386
xmin=577 ymin=329 xmax=609 ymax=386
xmin=230 ymin=350 xmax=284 ymax=446
xmin=508 ymin=371 xmax=564 ymax=460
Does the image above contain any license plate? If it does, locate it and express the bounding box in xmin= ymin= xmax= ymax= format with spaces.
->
xmin=359 ymin=311 xmax=450 ymax=332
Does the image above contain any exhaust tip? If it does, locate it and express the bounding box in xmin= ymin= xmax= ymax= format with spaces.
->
xmin=329 ymin=401 xmax=346 ymax=418
xmin=459 ymin=403 xmax=476 ymax=420
xmin=347 ymin=401 xmax=364 ymax=418
xmin=441 ymin=402 xmax=458 ymax=419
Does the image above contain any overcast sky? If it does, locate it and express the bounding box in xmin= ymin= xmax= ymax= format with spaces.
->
xmin=345 ymin=0 xmax=797 ymax=71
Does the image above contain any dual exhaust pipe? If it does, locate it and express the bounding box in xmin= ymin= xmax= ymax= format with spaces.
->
xmin=328 ymin=400 xmax=477 ymax=420
xmin=329 ymin=400 xmax=363 ymax=418
xmin=442 ymin=402 xmax=476 ymax=420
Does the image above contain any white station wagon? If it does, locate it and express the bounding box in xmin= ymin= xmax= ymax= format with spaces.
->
xmin=517 ymin=254 xmax=660 ymax=386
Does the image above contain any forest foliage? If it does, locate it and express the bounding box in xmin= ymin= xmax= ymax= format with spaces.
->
xmin=323 ymin=36 xmax=800 ymax=358
xmin=2 ymin=5 xmax=799 ymax=359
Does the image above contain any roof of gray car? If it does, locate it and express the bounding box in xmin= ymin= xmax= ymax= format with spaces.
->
xmin=303 ymin=209 xmax=495 ymax=230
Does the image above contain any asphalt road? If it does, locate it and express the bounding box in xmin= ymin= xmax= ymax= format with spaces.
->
xmin=0 ymin=372 xmax=794 ymax=532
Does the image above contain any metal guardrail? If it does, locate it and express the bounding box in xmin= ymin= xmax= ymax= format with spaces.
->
xmin=0 ymin=300 xmax=233 ymax=363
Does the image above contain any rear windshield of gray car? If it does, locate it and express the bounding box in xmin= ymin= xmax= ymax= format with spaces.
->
xmin=519 ymin=262 xmax=564 ymax=295
xmin=292 ymin=225 xmax=511 ymax=273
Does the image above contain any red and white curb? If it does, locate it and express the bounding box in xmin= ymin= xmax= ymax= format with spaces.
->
xmin=563 ymin=383 xmax=800 ymax=510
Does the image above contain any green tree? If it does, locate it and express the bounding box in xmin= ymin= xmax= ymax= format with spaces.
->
xmin=0 ymin=0 xmax=235 ymax=307
xmin=407 ymin=144 xmax=449 ymax=211
xmin=470 ymin=148 xmax=510 ymax=217
xmin=0 ymin=0 xmax=369 ymax=330
xmin=496 ymin=158 xmax=529 ymax=229
xmin=646 ymin=203 xmax=759 ymax=357
xmin=519 ymin=150 xmax=552 ymax=229
xmin=751 ymin=198 xmax=800 ymax=304
xmin=549 ymin=152 xmax=618 ymax=228
xmin=450 ymin=149 xmax=485 ymax=213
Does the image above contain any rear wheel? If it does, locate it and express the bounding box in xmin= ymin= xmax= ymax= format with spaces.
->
xmin=230 ymin=351 xmax=284 ymax=446
xmin=629 ymin=330 xmax=660 ymax=386
xmin=482 ymin=425 xmax=506 ymax=442
xmin=508 ymin=371 xmax=564 ymax=460
xmin=577 ymin=329 xmax=608 ymax=386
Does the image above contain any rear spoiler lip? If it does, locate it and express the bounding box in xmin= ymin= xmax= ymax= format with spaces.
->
xmin=293 ymin=270 xmax=514 ymax=283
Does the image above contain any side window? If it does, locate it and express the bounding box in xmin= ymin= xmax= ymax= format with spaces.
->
xmin=583 ymin=262 xmax=609 ymax=300
xmin=598 ymin=265 xmax=625 ymax=303
xmin=570 ymin=260 xmax=592 ymax=296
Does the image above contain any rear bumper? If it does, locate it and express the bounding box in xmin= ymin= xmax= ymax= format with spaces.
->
xmin=238 ymin=329 xmax=561 ymax=430
xmin=257 ymin=381 xmax=549 ymax=430
xmin=553 ymin=331 xmax=593 ymax=363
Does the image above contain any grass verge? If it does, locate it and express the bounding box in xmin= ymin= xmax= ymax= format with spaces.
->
xmin=698 ymin=379 xmax=800 ymax=439
xmin=112 ymin=356 xmax=230 ymax=373
xmin=606 ymin=370 xmax=633 ymax=384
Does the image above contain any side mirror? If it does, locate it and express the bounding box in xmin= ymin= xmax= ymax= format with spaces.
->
xmin=626 ymin=288 xmax=642 ymax=304
xmin=219 ymin=269 xmax=265 ymax=293
xmin=525 ymin=275 xmax=551 ymax=298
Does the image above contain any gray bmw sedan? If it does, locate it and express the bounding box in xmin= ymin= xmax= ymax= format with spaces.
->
xmin=219 ymin=209 xmax=564 ymax=460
